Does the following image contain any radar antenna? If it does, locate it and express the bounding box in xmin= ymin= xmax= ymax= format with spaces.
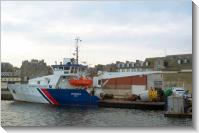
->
xmin=75 ymin=37 xmax=82 ymax=64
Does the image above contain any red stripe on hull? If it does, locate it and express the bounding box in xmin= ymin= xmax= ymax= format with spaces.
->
xmin=41 ymin=88 xmax=60 ymax=105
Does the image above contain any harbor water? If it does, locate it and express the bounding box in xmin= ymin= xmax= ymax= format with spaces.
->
xmin=1 ymin=100 xmax=192 ymax=127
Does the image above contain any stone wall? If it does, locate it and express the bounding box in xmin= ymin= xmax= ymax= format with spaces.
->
xmin=163 ymin=72 xmax=192 ymax=92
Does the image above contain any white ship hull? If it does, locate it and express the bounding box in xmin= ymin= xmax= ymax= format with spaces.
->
xmin=8 ymin=84 xmax=100 ymax=106
xmin=8 ymin=84 xmax=49 ymax=104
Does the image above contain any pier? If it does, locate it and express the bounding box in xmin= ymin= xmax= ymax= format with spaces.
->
xmin=164 ymin=112 xmax=192 ymax=118
xmin=1 ymin=90 xmax=13 ymax=100
xmin=99 ymin=99 xmax=165 ymax=110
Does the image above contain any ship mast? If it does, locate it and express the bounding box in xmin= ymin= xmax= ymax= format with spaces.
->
xmin=75 ymin=37 xmax=82 ymax=64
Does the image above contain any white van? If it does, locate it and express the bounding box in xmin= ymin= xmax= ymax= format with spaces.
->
xmin=171 ymin=87 xmax=185 ymax=96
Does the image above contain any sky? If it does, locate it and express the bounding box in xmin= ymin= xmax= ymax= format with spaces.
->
xmin=1 ymin=0 xmax=192 ymax=67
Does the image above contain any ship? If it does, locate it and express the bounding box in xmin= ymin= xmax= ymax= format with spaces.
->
xmin=8 ymin=37 xmax=103 ymax=106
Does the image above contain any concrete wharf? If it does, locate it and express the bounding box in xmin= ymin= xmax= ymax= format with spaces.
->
xmin=99 ymin=99 xmax=165 ymax=110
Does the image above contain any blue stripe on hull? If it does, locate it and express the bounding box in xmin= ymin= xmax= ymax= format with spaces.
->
xmin=46 ymin=89 xmax=99 ymax=106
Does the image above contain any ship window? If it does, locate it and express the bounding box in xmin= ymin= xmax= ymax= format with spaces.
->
xmin=74 ymin=67 xmax=77 ymax=73
xmin=59 ymin=67 xmax=63 ymax=70
xmin=70 ymin=67 xmax=74 ymax=73
xmin=53 ymin=67 xmax=57 ymax=70
xmin=77 ymin=67 xmax=79 ymax=73
xmin=80 ymin=67 xmax=85 ymax=72
xmin=64 ymin=71 xmax=69 ymax=74
xmin=64 ymin=67 xmax=70 ymax=70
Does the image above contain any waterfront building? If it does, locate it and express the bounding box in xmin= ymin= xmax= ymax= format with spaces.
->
xmin=1 ymin=72 xmax=21 ymax=91
xmin=145 ymin=54 xmax=192 ymax=71
xmin=95 ymin=69 xmax=192 ymax=97
xmin=94 ymin=63 xmax=117 ymax=72
xmin=1 ymin=62 xmax=14 ymax=72
xmin=115 ymin=54 xmax=192 ymax=72
xmin=115 ymin=60 xmax=153 ymax=72
xmin=20 ymin=59 xmax=53 ymax=81
xmin=94 ymin=71 xmax=163 ymax=98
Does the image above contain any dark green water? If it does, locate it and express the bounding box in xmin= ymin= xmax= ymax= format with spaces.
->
xmin=1 ymin=100 xmax=192 ymax=127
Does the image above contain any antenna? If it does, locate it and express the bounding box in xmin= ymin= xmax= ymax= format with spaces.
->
xmin=75 ymin=37 xmax=82 ymax=64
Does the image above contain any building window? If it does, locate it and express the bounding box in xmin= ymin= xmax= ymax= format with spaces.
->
xmin=146 ymin=61 xmax=148 ymax=66
xmin=8 ymin=81 xmax=15 ymax=84
xmin=131 ymin=63 xmax=135 ymax=67
xmin=98 ymin=80 xmax=102 ymax=85
xmin=164 ymin=61 xmax=168 ymax=67
xmin=154 ymin=81 xmax=163 ymax=89
xmin=184 ymin=59 xmax=188 ymax=64
xmin=177 ymin=59 xmax=181 ymax=65
xmin=157 ymin=64 xmax=161 ymax=70
xmin=126 ymin=63 xmax=129 ymax=68
xmin=140 ymin=62 xmax=144 ymax=67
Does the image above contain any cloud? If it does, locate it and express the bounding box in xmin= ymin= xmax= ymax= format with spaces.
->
xmin=1 ymin=1 xmax=192 ymax=67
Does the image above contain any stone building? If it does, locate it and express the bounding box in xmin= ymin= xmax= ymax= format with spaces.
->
xmin=94 ymin=63 xmax=116 ymax=72
xmin=162 ymin=54 xmax=192 ymax=71
xmin=1 ymin=62 xmax=14 ymax=72
xmin=114 ymin=54 xmax=192 ymax=72
xmin=1 ymin=72 xmax=21 ymax=91
xmin=145 ymin=54 xmax=192 ymax=71
xmin=20 ymin=59 xmax=53 ymax=81
xmin=115 ymin=60 xmax=153 ymax=72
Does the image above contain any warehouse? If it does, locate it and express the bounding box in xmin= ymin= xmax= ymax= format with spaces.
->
xmin=93 ymin=71 xmax=163 ymax=97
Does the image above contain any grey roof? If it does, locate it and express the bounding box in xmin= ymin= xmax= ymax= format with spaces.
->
xmin=1 ymin=72 xmax=13 ymax=77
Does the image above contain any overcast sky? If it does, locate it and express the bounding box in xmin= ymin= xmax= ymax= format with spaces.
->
xmin=1 ymin=0 xmax=192 ymax=67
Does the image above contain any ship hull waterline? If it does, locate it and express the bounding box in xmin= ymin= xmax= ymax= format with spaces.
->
xmin=8 ymin=85 xmax=99 ymax=106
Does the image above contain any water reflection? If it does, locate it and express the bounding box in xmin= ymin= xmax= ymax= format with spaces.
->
xmin=1 ymin=101 xmax=192 ymax=127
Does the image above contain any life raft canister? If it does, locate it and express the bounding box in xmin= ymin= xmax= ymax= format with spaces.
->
xmin=69 ymin=77 xmax=93 ymax=87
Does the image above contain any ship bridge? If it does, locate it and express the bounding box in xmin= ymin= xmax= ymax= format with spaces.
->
xmin=51 ymin=58 xmax=87 ymax=76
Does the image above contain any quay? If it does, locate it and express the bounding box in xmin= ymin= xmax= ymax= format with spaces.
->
xmin=2 ymin=93 xmax=165 ymax=110
xmin=1 ymin=90 xmax=13 ymax=100
xmin=99 ymin=99 xmax=165 ymax=110
xmin=164 ymin=112 xmax=192 ymax=118
xmin=164 ymin=96 xmax=192 ymax=118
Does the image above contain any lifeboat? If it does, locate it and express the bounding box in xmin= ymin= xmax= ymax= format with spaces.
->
xmin=69 ymin=77 xmax=93 ymax=87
